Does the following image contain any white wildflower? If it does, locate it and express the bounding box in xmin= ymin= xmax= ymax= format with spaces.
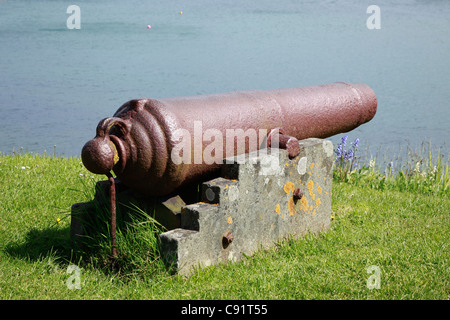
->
xmin=414 ymin=161 xmax=420 ymax=174
xmin=432 ymin=165 xmax=437 ymax=175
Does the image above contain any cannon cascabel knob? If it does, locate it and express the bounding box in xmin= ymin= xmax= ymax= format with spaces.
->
xmin=81 ymin=117 xmax=125 ymax=174
xmin=81 ymin=136 xmax=118 ymax=174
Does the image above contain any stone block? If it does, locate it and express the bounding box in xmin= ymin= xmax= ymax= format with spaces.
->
xmin=160 ymin=138 xmax=334 ymax=276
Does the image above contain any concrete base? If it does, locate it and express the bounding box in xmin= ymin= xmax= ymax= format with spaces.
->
xmin=160 ymin=138 xmax=334 ymax=276
xmin=71 ymin=138 xmax=334 ymax=276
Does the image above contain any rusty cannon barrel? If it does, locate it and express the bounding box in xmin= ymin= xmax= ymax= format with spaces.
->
xmin=82 ymin=82 xmax=377 ymax=197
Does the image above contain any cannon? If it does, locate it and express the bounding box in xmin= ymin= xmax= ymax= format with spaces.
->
xmin=81 ymin=82 xmax=377 ymax=197
xmin=75 ymin=82 xmax=377 ymax=270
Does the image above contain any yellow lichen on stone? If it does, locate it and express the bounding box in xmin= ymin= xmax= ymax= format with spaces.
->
xmin=283 ymin=181 xmax=295 ymax=194
xmin=317 ymin=185 xmax=322 ymax=194
xmin=300 ymin=196 xmax=309 ymax=212
xmin=275 ymin=204 xmax=281 ymax=214
xmin=288 ymin=197 xmax=295 ymax=216
xmin=307 ymin=180 xmax=314 ymax=196
xmin=316 ymin=197 xmax=321 ymax=208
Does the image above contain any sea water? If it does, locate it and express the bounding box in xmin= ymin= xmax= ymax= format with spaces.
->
xmin=0 ymin=0 xmax=449 ymax=163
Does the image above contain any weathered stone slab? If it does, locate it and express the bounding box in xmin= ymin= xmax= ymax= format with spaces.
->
xmin=160 ymin=138 xmax=334 ymax=276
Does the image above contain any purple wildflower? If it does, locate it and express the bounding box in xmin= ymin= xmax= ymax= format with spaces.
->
xmin=336 ymin=144 xmax=342 ymax=157
xmin=348 ymin=148 xmax=354 ymax=161
xmin=389 ymin=161 xmax=394 ymax=175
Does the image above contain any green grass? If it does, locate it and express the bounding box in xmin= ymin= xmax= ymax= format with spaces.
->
xmin=0 ymin=151 xmax=448 ymax=299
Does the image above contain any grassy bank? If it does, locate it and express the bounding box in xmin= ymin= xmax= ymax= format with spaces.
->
xmin=0 ymin=149 xmax=448 ymax=299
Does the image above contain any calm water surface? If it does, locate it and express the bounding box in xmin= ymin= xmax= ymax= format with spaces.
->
xmin=0 ymin=0 xmax=449 ymax=163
